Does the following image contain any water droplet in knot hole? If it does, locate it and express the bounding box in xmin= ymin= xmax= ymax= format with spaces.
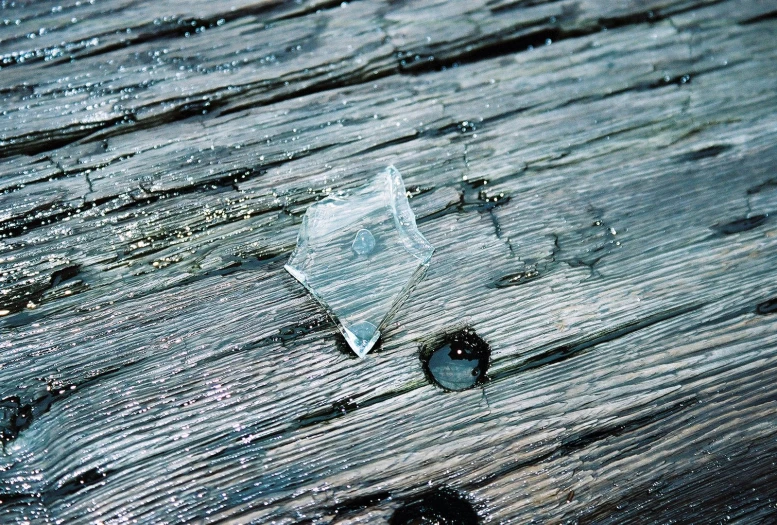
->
xmin=420 ymin=328 xmax=490 ymax=391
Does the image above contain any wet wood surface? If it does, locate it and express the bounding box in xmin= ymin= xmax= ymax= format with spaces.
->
xmin=2 ymin=0 xmax=777 ymax=523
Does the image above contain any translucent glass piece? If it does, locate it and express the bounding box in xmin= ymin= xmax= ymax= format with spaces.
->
xmin=285 ymin=166 xmax=434 ymax=358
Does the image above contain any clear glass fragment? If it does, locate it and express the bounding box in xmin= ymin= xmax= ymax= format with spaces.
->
xmin=285 ymin=166 xmax=434 ymax=358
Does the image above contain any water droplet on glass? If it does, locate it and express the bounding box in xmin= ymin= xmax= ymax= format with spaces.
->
xmin=351 ymin=228 xmax=376 ymax=255
xmin=285 ymin=166 xmax=434 ymax=358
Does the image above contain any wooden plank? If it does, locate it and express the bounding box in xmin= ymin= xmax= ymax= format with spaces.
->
xmin=1 ymin=0 xmax=777 ymax=523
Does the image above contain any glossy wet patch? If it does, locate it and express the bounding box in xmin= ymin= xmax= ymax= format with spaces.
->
xmin=420 ymin=328 xmax=490 ymax=391
xmin=390 ymin=487 xmax=479 ymax=525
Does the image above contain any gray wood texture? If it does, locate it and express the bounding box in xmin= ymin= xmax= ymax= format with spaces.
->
xmin=2 ymin=0 xmax=777 ymax=523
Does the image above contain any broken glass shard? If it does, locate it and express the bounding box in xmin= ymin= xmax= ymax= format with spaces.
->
xmin=285 ymin=166 xmax=434 ymax=358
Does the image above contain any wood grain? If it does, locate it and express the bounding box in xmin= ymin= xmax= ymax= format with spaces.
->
xmin=1 ymin=0 xmax=777 ymax=523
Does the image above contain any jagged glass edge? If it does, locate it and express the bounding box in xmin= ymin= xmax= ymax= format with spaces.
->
xmin=284 ymin=166 xmax=435 ymax=358
xmin=385 ymin=165 xmax=434 ymax=263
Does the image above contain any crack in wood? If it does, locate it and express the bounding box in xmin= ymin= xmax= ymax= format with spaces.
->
xmin=489 ymin=303 xmax=705 ymax=381
xmin=1 ymin=364 xmax=129 ymax=447
xmin=469 ymin=396 xmax=700 ymax=490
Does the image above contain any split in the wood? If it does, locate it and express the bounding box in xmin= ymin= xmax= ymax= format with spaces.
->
xmin=492 ymin=211 xmax=620 ymax=287
xmin=416 ymin=176 xmax=511 ymax=226
xmin=389 ymin=487 xmax=480 ymax=524
xmin=711 ymin=214 xmax=769 ymax=235
xmin=1 ymin=366 xmax=121 ymax=447
xmin=489 ymin=303 xmax=703 ymax=382
xmin=756 ymin=298 xmax=777 ymax=316
xmin=0 ymin=262 xmax=81 ymax=317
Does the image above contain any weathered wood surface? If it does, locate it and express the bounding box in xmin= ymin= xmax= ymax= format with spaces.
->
xmin=2 ymin=0 xmax=777 ymax=523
